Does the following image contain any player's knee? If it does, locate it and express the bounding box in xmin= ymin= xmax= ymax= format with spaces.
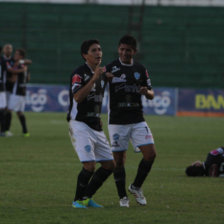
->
xmin=151 ymin=150 xmax=156 ymax=160
xmin=141 ymin=145 xmax=156 ymax=161
xmin=113 ymin=152 xmax=126 ymax=167
xmin=101 ymin=160 xmax=115 ymax=171
xmin=83 ymin=162 xmax=96 ymax=173
xmin=17 ymin=111 xmax=23 ymax=117
xmin=115 ymin=158 xmax=125 ymax=168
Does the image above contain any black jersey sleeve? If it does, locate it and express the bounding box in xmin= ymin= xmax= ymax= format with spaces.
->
xmin=143 ymin=68 xmax=152 ymax=90
xmin=136 ymin=62 xmax=152 ymax=90
xmin=204 ymin=147 xmax=224 ymax=174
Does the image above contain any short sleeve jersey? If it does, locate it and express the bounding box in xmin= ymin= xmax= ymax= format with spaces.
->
xmin=1 ymin=56 xmax=14 ymax=92
xmin=0 ymin=57 xmax=6 ymax=92
xmin=6 ymin=62 xmax=28 ymax=96
xmin=67 ymin=63 xmax=106 ymax=131
xmin=204 ymin=147 xmax=224 ymax=176
xmin=106 ymin=58 xmax=152 ymax=124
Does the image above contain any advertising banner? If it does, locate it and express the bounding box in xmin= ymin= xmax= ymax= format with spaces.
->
xmin=25 ymin=84 xmax=69 ymax=112
xmin=177 ymin=88 xmax=224 ymax=117
xmin=25 ymin=84 xmax=177 ymax=116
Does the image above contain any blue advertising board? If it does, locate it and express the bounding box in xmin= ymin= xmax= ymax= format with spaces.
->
xmin=25 ymin=84 xmax=177 ymax=116
xmin=178 ymin=88 xmax=224 ymax=116
xmin=25 ymin=84 xmax=69 ymax=112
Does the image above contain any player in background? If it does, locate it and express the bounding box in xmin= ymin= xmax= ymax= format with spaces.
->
xmin=1 ymin=44 xmax=14 ymax=136
xmin=0 ymin=47 xmax=7 ymax=136
xmin=186 ymin=146 xmax=224 ymax=177
xmin=6 ymin=49 xmax=30 ymax=137
xmin=67 ymin=39 xmax=114 ymax=208
xmin=105 ymin=35 xmax=156 ymax=207
xmin=1 ymin=44 xmax=32 ymax=136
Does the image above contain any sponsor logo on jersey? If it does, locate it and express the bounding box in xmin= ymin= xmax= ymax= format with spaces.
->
xmin=134 ymin=72 xmax=140 ymax=80
xmin=112 ymin=74 xmax=126 ymax=83
xmin=83 ymin=73 xmax=90 ymax=82
xmin=72 ymin=74 xmax=82 ymax=85
xmin=111 ymin=66 xmax=120 ymax=73
xmin=145 ymin=134 xmax=152 ymax=140
xmin=91 ymin=83 xmax=96 ymax=91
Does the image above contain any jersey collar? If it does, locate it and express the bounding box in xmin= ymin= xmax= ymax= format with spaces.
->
xmin=119 ymin=57 xmax=134 ymax=67
xmin=85 ymin=62 xmax=94 ymax=74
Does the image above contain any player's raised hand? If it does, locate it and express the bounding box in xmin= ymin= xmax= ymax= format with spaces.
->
xmin=105 ymin=72 xmax=114 ymax=82
xmin=92 ymin=66 xmax=105 ymax=82
xmin=139 ymin=86 xmax=148 ymax=95
xmin=139 ymin=86 xmax=154 ymax=99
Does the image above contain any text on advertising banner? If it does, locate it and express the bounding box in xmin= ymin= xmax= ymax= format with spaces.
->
xmin=177 ymin=88 xmax=224 ymax=117
xmin=25 ymin=84 xmax=177 ymax=116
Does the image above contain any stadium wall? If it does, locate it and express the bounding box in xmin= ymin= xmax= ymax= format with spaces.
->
xmin=0 ymin=2 xmax=224 ymax=88
xmin=26 ymin=84 xmax=224 ymax=117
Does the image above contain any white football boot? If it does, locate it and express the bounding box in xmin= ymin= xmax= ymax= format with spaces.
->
xmin=128 ymin=184 xmax=147 ymax=205
xmin=119 ymin=196 xmax=129 ymax=207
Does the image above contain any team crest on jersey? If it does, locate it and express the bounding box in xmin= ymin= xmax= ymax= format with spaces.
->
xmin=113 ymin=133 xmax=120 ymax=141
xmin=111 ymin=66 xmax=120 ymax=73
xmin=134 ymin=72 xmax=140 ymax=80
xmin=84 ymin=145 xmax=91 ymax=153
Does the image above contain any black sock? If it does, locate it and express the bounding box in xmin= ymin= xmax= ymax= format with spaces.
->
xmin=84 ymin=167 xmax=112 ymax=199
xmin=18 ymin=114 xmax=28 ymax=133
xmin=132 ymin=159 xmax=155 ymax=188
xmin=0 ymin=110 xmax=5 ymax=132
xmin=74 ymin=168 xmax=93 ymax=201
xmin=113 ymin=166 xmax=127 ymax=198
xmin=5 ymin=111 xmax=12 ymax=131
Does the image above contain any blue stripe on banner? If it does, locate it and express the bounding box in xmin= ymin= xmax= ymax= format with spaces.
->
xmin=25 ymin=84 xmax=177 ymax=115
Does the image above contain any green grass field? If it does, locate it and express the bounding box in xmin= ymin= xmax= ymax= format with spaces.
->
xmin=0 ymin=112 xmax=224 ymax=224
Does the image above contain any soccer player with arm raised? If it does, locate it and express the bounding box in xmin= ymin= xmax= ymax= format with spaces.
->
xmin=67 ymin=39 xmax=114 ymax=208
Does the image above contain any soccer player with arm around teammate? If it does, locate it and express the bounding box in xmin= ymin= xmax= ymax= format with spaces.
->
xmin=6 ymin=49 xmax=30 ymax=137
xmin=105 ymin=35 xmax=156 ymax=207
xmin=1 ymin=44 xmax=32 ymax=137
xmin=0 ymin=51 xmax=7 ymax=136
xmin=67 ymin=40 xmax=114 ymax=208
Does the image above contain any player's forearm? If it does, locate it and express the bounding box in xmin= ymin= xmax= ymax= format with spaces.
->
xmin=74 ymin=78 xmax=95 ymax=103
xmin=23 ymin=59 xmax=32 ymax=65
xmin=7 ymin=68 xmax=26 ymax=74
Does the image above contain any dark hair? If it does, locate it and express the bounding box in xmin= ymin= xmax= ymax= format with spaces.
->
xmin=185 ymin=165 xmax=205 ymax=177
xmin=16 ymin=48 xmax=26 ymax=58
xmin=81 ymin=39 xmax=100 ymax=59
xmin=119 ymin=35 xmax=137 ymax=50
